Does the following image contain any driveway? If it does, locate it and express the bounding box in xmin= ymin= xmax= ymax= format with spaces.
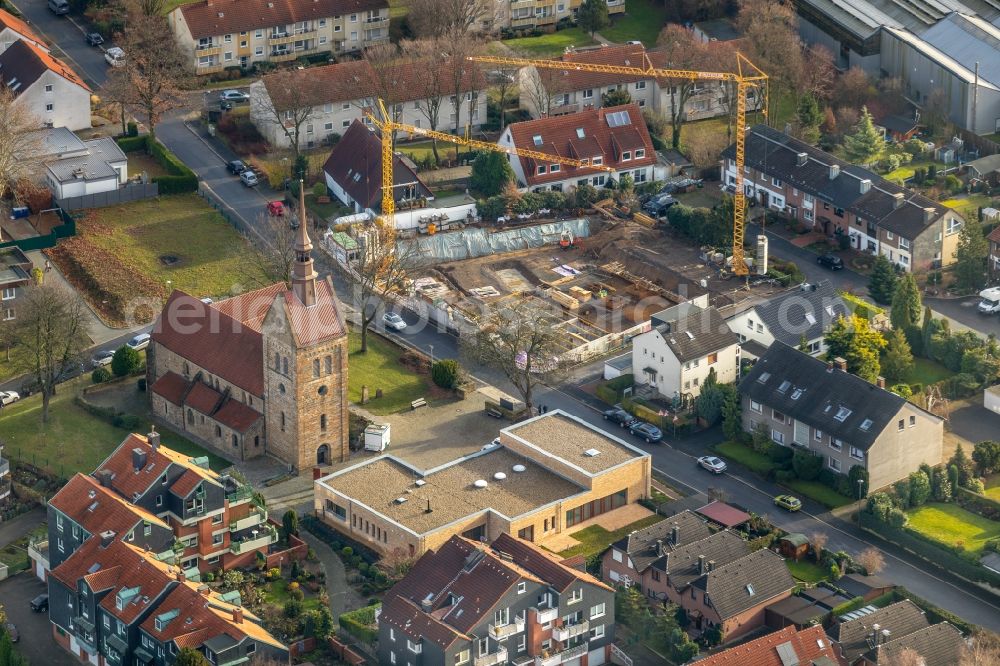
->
xmin=0 ymin=574 xmax=76 ymax=666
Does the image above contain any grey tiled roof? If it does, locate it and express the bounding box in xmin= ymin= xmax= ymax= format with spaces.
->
xmin=871 ymin=622 xmax=965 ymax=666
xmin=650 ymin=303 xmax=739 ymax=364
xmin=749 ymin=282 xmax=848 ymax=347
xmin=691 ymin=548 xmax=795 ymax=620
xmin=660 ymin=530 xmax=750 ymax=590
xmin=611 ymin=510 xmax=712 ymax=573
xmin=828 ymin=599 xmax=929 ymax=662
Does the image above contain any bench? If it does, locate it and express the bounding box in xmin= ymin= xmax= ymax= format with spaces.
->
xmin=410 ymin=397 xmax=427 ymax=410
xmin=486 ymin=407 xmax=503 ymax=419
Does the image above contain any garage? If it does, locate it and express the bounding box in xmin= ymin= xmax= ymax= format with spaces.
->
xmin=588 ymin=647 xmax=607 ymax=665
xmin=985 ymin=385 xmax=1000 ymax=414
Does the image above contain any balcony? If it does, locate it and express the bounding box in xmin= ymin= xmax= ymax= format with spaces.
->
xmin=474 ymin=647 xmax=508 ymax=666
xmin=0 ymin=459 xmax=10 ymax=477
xmin=536 ymin=643 xmax=588 ymax=666
xmin=230 ymin=525 xmax=277 ymax=554
xmin=552 ymin=620 xmax=589 ymax=642
xmin=364 ymin=15 xmax=388 ymax=23
xmin=225 ymin=485 xmax=253 ymax=506
xmin=535 ymin=606 xmax=558 ymax=624
xmin=28 ymin=539 xmax=48 ymax=570
xmin=489 ymin=616 xmax=525 ymax=640
xmin=230 ymin=505 xmax=267 ymax=532
xmin=195 ymin=44 xmax=222 ymax=56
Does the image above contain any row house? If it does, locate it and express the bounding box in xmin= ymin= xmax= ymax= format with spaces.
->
xmin=47 ymin=537 xmax=286 ymax=666
xmin=45 ymin=429 xmax=274 ymax=577
xmin=498 ymin=103 xmax=665 ymax=192
xmin=739 ymin=343 xmax=944 ymax=490
xmin=378 ymin=533 xmax=619 ymax=666
xmin=694 ymin=625 xmax=846 ymax=665
xmin=0 ymin=247 xmax=33 ymax=326
xmin=722 ymin=125 xmax=964 ymax=272
xmin=249 ymin=57 xmax=487 ymax=149
xmin=828 ymin=599 xmax=964 ymax=666
xmin=600 ymin=509 xmax=712 ymax=589
xmin=0 ymin=38 xmax=91 ymax=131
xmin=168 ymin=0 xmax=389 ymax=75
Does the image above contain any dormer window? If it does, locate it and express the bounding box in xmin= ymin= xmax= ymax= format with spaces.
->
xmin=550 ymin=164 xmax=560 ymax=173
xmin=537 ymin=165 xmax=547 ymax=175
xmin=635 ymin=149 xmax=645 ymax=159
xmin=622 ymin=151 xmax=632 ymax=161
xmin=592 ymin=156 xmax=603 ymax=166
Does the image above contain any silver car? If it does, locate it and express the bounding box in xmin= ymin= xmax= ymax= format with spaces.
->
xmin=697 ymin=456 xmax=728 ymax=474
xmin=382 ymin=312 xmax=407 ymax=331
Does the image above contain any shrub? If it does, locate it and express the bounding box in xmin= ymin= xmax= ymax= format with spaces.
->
xmin=127 ymin=121 xmax=138 ymax=137
xmin=775 ymin=470 xmax=796 ymax=482
xmin=111 ymin=345 xmax=143 ymax=377
xmin=908 ymin=470 xmax=932 ymax=506
xmin=312 ymin=182 xmax=327 ymax=198
xmin=283 ymin=599 xmax=303 ymax=618
xmin=112 ymin=413 xmax=142 ymax=430
xmin=792 ymin=449 xmax=823 ymax=481
xmin=91 ymin=367 xmax=113 ymax=384
xmin=768 ymin=445 xmax=794 ymax=466
xmin=289 ymin=587 xmax=305 ymax=602
xmin=887 ymin=508 xmax=908 ymax=528
xmin=338 ymin=603 xmax=381 ymax=644
xmin=266 ymin=567 xmax=281 ymax=581
xmin=431 ymin=359 xmax=460 ymax=389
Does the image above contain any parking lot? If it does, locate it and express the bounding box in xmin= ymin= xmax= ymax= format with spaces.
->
xmin=0 ymin=573 xmax=76 ymax=665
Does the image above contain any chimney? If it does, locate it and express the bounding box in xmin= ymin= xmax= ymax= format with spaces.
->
xmin=100 ymin=530 xmax=115 ymax=548
xmin=421 ymin=598 xmax=433 ymax=613
xmin=176 ymin=569 xmax=186 ymax=583
xmin=96 ymin=469 xmax=113 ymax=487
xmin=707 ymin=560 xmax=715 ymax=572
xmin=232 ymin=608 xmax=243 ymax=624
xmin=881 ymin=629 xmax=891 ymax=644
xmin=198 ymin=584 xmax=211 ymax=597
xmin=655 ymin=538 xmax=664 ymax=555
xmin=671 ymin=522 xmax=679 ymax=545
xmin=833 ymin=357 xmax=847 ymax=371
xmin=829 ymin=164 xmax=840 ymax=180
xmin=924 ymin=207 xmax=935 ymax=223
xmin=425 ymin=499 xmax=432 ymax=514
xmin=147 ymin=426 xmax=160 ymax=450
xmin=796 ymin=152 xmax=807 ymax=167
xmin=860 ymin=179 xmax=871 ymax=194
xmin=876 ymin=376 xmax=886 ymax=389
xmin=698 ymin=555 xmax=706 ymax=574
xmin=892 ymin=192 xmax=904 ymax=209
xmin=132 ymin=448 xmax=147 ymax=472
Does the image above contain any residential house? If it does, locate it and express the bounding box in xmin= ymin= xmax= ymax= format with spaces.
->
xmin=828 ymin=599 xmax=964 ymax=665
xmin=691 ymin=624 xmax=846 ymax=665
xmin=249 ymin=57 xmax=486 ymax=149
xmin=322 ymin=120 xmax=432 ymax=214
xmin=966 ymin=154 xmax=1000 ymax=186
xmin=378 ymin=532 xmax=618 ymax=666
xmin=989 ymin=225 xmax=1000 ymax=277
xmin=168 ymin=0 xmax=389 ymax=75
xmin=45 ymin=429 xmax=276 ymax=577
xmin=631 ymin=302 xmax=741 ymax=400
xmin=33 ymin=127 xmax=128 ymax=200
xmin=739 ymin=343 xmax=944 ymax=490
xmin=0 ymin=246 xmax=32 ymax=324
xmin=726 ymin=281 xmax=849 ymax=359
xmin=722 ymin=125 xmax=964 ymax=272
xmin=499 ymin=103 xmax=662 ymax=193
xmin=0 ymin=445 xmax=10 ymax=503
xmin=600 ymin=509 xmax=713 ymax=589
xmin=47 ymin=537 xmax=287 ymax=665
xmin=498 ymin=0 xmax=625 ymax=32
xmin=315 ymin=410 xmax=652 ymax=559
xmin=0 ymin=8 xmax=46 ymax=53
xmin=0 ymin=39 xmax=91 ymax=131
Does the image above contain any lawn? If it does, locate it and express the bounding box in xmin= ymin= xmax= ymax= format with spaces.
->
xmin=940 ymin=194 xmax=992 ymax=221
xmin=712 ymin=440 xmax=774 ymax=476
xmin=0 ymin=377 xmax=228 ymax=479
xmin=347 ymin=328 xmax=433 ymax=415
xmin=161 ymin=0 xmax=197 ymax=12
xmin=986 ymin=475 xmax=1000 ymax=501
xmin=786 ymin=558 xmax=828 ymax=583
xmin=264 ymin=579 xmax=323 ymax=613
xmin=601 ymin=0 xmax=669 ymax=46
xmin=504 ymin=27 xmax=597 ymax=57
xmin=783 ymin=480 xmax=853 ymax=509
xmin=907 ymin=502 xmax=1000 ymax=555
xmin=882 ymin=160 xmax=947 ymax=184
xmin=896 ymin=357 xmax=954 ymax=387
xmin=558 ymin=514 xmax=666 ymax=559
xmin=0 ymin=524 xmax=47 ymax=573
xmin=306 ymin=193 xmax=349 ymax=222
xmin=127 ymin=152 xmax=169 ymax=179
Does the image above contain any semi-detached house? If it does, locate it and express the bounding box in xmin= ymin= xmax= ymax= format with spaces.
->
xmin=722 ymin=125 xmax=963 ymax=272
xmin=0 ymin=38 xmax=91 ymax=131
xmin=0 ymin=8 xmax=46 ymax=52
xmin=168 ymin=0 xmax=389 ymax=75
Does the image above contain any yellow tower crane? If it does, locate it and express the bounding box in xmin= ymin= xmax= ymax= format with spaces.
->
xmin=468 ymin=53 xmax=768 ymax=276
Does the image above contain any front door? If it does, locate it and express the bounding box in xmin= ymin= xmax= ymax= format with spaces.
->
xmin=317 ymin=444 xmax=329 ymax=464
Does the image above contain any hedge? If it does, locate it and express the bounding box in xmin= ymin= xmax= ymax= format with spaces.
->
xmin=829 ymin=595 xmax=865 ymax=618
xmin=114 ymin=135 xmax=198 ymax=193
xmin=956 ymin=486 xmax=1000 ymax=520
xmin=595 ymin=373 xmax=634 ymax=405
xmin=338 ymin=603 xmax=380 ymax=644
xmin=116 ymin=135 xmax=148 ymax=153
xmin=840 ymin=291 xmax=884 ymax=321
xmin=861 ymin=523 xmax=1000 ymax=588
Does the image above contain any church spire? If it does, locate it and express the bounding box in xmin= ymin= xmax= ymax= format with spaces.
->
xmin=291 ymin=179 xmax=318 ymax=307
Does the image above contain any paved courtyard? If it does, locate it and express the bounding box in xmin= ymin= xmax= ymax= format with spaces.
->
xmin=0 ymin=574 xmax=77 ymax=666
xmin=543 ymin=503 xmax=655 ymax=552
xmin=943 ymin=397 xmax=1000 ymax=460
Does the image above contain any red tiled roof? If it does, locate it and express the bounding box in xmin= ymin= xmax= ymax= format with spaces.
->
xmin=505 ymin=103 xmax=655 ymax=186
xmin=185 ymin=381 xmax=223 ymax=415
xmin=83 ymin=566 xmax=123 ymax=592
xmin=694 ymin=625 xmax=847 ymax=666
xmin=0 ymin=39 xmax=89 ymax=97
xmin=696 ymin=500 xmax=751 ymax=527
xmin=151 ymin=371 xmax=188 ymax=406
xmin=212 ymin=282 xmax=285 ymax=333
xmin=213 ymin=398 xmax=262 ymax=433
xmin=535 ymin=45 xmax=653 ymax=94
xmin=152 ymin=290 xmax=266 ymax=396
xmin=96 ymin=432 xmax=220 ymax=500
xmin=988 ymin=225 xmax=1000 ymax=245
xmin=176 ymin=0 xmax=387 ymax=41
xmin=49 ymin=474 xmax=167 ymax=539
xmin=0 ymin=9 xmax=46 ymax=48
xmin=170 ymin=469 xmax=203 ymax=498
xmin=282 ymin=276 xmax=346 ymax=347
xmin=490 ymin=533 xmax=611 ymax=593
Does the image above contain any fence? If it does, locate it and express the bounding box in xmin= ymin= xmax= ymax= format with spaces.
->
xmin=0 ymin=207 xmax=77 ymax=252
xmin=55 ymin=182 xmax=159 ymax=211
xmin=198 ymin=182 xmax=251 ymax=235
xmin=957 ymin=128 xmax=999 ymax=158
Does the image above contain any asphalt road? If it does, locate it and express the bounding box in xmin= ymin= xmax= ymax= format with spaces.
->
xmin=10 ymin=0 xmax=110 ymax=88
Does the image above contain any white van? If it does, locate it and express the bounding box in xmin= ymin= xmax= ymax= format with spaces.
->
xmin=977 ymin=287 xmax=1000 ymax=314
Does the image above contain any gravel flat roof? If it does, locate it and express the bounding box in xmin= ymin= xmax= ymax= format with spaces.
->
xmin=506 ymin=413 xmax=644 ymax=474
xmin=321 ymin=449 xmax=584 ymax=534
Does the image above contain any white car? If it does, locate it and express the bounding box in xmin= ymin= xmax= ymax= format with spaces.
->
xmin=240 ymin=170 xmax=259 ymax=187
xmin=382 ymin=312 xmax=407 ymax=331
xmin=0 ymin=391 xmax=20 ymax=406
xmin=90 ymin=350 xmax=115 ymax=368
xmin=127 ymin=333 xmax=150 ymax=351
xmin=104 ymin=47 xmax=125 ymax=67
xmin=697 ymin=456 xmax=728 ymax=474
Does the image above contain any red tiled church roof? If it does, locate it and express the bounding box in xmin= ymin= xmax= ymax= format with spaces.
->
xmin=151 ymin=371 xmax=188 ymax=406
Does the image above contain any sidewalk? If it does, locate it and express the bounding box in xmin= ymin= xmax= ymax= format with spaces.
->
xmin=299 ymin=531 xmax=367 ymax=618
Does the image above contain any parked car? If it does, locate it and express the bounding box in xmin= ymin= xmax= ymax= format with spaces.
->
xmin=697 ymin=455 xmax=728 ymax=474
xmin=226 ymin=160 xmax=248 ymax=175
xmin=774 ymin=494 xmax=802 ymax=512
xmin=127 ymin=333 xmax=150 ymax=351
xmin=104 ymin=46 xmax=125 ymax=67
xmin=816 ymin=254 xmax=844 ymax=270
xmin=219 ymin=90 xmax=249 ymax=102
xmin=90 ymin=350 xmax=115 ymax=368
xmin=602 ymin=407 xmax=637 ymax=427
xmin=85 ymin=32 xmax=104 ymax=46
xmin=220 ymin=100 xmax=233 ymax=111
xmin=382 ymin=312 xmax=407 ymax=331
xmin=266 ymin=201 xmax=285 ymax=217
xmin=30 ymin=594 xmax=48 ymax=613
xmin=48 ymin=0 xmax=69 ymax=14
xmin=4 ymin=624 xmax=17 ymax=643
xmin=0 ymin=391 xmax=19 ymax=406
xmin=240 ymin=170 xmax=259 ymax=187
xmin=629 ymin=421 xmax=663 ymax=443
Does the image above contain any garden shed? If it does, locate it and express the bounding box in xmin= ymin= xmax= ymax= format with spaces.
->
xmin=778 ymin=533 xmax=810 ymax=561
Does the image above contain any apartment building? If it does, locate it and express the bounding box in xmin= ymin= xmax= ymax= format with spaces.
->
xmin=378 ymin=533 xmax=618 ymax=666
xmin=249 ymin=56 xmax=487 ymax=149
xmin=315 ymin=410 xmax=651 ymax=559
xmin=499 ymin=103 xmax=664 ymax=192
xmin=168 ymin=0 xmax=389 ymax=75
xmin=631 ymin=302 xmax=741 ymax=400
xmin=45 ymin=430 xmax=275 ymax=576
xmin=739 ymin=343 xmax=944 ymax=490
xmin=0 ymin=247 xmax=33 ymax=325
xmin=47 ymin=537 xmax=287 ymax=665
xmin=0 ymin=8 xmax=46 ymax=53
xmin=722 ymin=125 xmax=964 ymax=272
xmin=0 ymin=38 xmax=91 ymax=131
xmin=496 ymin=0 xmax=625 ymax=32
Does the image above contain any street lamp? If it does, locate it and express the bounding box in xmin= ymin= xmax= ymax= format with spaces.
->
xmin=857 ymin=478 xmax=866 ymax=530
xmin=429 ymin=344 xmax=434 ymax=364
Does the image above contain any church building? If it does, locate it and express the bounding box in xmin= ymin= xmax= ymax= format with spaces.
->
xmin=147 ymin=188 xmax=349 ymax=472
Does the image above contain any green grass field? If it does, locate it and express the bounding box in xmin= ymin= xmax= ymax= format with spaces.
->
xmin=712 ymin=440 xmax=774 ymax=476
xmin=941 ymin=194 xmax=992 ymax=221
xmin=907 ymin=502 xmax=1000 ymax=554
xmin=783 ymin=480 xmax=853 ymax=509
xmin=882 ymin=160 xmax=947 ymax=183
xmin=601 ymin=0 xmax=669 ymax=46
xmin=504 ymin=28 xmax=597 ymax=57
xmin=985 ymin=475 xmax=1000 ymax=501
xmin=347 ymin=328 xmax=434 ymax=415
xmin=897 ymin=357 xmax=954 ymax=387
xmin=786 ymin=558 xmax=827 ymax=583
xmin=558 ymin=514 xmax=665 ymax=559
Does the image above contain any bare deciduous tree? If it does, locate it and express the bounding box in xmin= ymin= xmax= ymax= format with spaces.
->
xmin=521 ymin=66 xmax=558 ymax=118
xmin=737 ymin=0 xmax=804 ymax=114
xmin=802 ymin=45 xmax=836 ymax=102
xmin=441 ymin=31 xmax=481 ymax=139
xmin=406 ymin=0 xmax=497 ymax=38
xmin=349 ymin=222 xmax=415 ymax=353
xmin=237 ymin=213 xmax=298 ymax=289
xmin=883 ymin=648 xmax=926 ymax=666
xmin=14 ymin=283 xmax=88 ymax=422
xmin=0 ymin=88 xmax=42 ymax=204
xmin=403 ymin=39 xmax=450 ymax=164
xmin=488 ymin=66 xmax=519 ymax=132
xmin=362 ymin=41 xmax=407 ymax=148
xmin=961 ymin=634 xmax=1000 ymax=666
xmin=856 ymin=546 xmax=886 ymax=575
xmin=99 ymin=67 xmax=138 ymax=137
xmin=809 ymin=531 xmax=828 ymax=562
xmin=253 ymin=69 xmax=317 ymax=165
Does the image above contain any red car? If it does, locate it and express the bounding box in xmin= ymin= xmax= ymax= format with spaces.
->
xmin=266 ymin=201 xmax=284 ymax=217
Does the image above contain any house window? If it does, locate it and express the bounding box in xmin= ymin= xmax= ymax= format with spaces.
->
xmin=772 ymin=430 xmax=784 ymax=444
xmin=772 ymin=409 xmax=785 ymax=423
xmin=898 ymin=419 xmax=904 ymax=431
xmin=568 ymin=588 xmax=583 ymax=604
xmin=909 ymin=415 xmax=916 ymax=427
xmin=622 ymin=151 xmax=632 ymax=161
xmin=537 ymin=165 xmax=547 ymax=175
xmin=749 ymin=400 xmax=762 ymax=413
xmin=313 ymin=358 xmax=320 ymax=377
xmin=1 ymin=288 xmax=14 ymax=300
xmin=45 ymin=103 xmax=53 ymax=112
xmin=850 ymin=446 xmax=864 ymax=461
xmin=583 ymin=89 xmax=593 ymax=99
xmin=455 ymin=650 xmax=470 ymax=665
xmin=707 ymin=352 xmax=717 ymax=364
xmin=551 ymin=164 xmax=560 ymax=173
xmin=772 ymin=177 xmax=782 ymax=187
xmin=635 ymin=149 xmax=645 ymax=159
xmin=590 ymin=603 xmax=605 ymax=619
xmin=815 ymin=429 xmax=823 ymax=441
xmin=1 ymin=309 xmax=12 ymax=321
xmin=44 ymin=84 xmax=53 ymax=93
xmin=213 ymin=533 xmax=224 ymax=546
xmin=635 ymin=80 xmax=646 ymax=90
xmin=516 ymin=635 xmax=526 ymax=653
xmin=829 ymin=457 xmax=842 ymax=472
xmin=590 ymin=624 xmax=605 ymax=640
xmin=830 ymin=438 xmax=843 ymax=451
